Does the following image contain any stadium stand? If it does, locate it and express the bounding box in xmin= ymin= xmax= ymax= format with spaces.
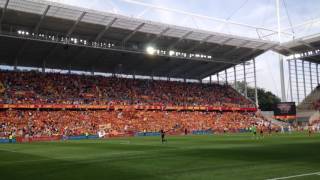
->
xmin=0 ymin=110 xmax=266 ymax=138
xmin=0 ymin=70 xmax=253 ymax=107
xmin=297 ymin=85 xmax=320 ymax=111
xmin=0 ymin=0 xmax=276 ymax=141
xmin=0 ymin=70 xmax=270 ymax=139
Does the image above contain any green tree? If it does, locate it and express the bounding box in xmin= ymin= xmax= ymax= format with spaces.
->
xmin=233 ymin=81 xmax=281 ymax=111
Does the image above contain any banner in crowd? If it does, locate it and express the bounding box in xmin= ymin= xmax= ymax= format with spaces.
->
xmin=273 ymin=115 xmax=296 ymax=120
xmin=65 ymin=135 xmax=99 ymax=140
xmin=16 ymin=136 xmax=61 ymax=143
xmin=0 ymin=138 xmax=16 ymax=143
xmin=0 ymin=104 xmax=257 ymax=112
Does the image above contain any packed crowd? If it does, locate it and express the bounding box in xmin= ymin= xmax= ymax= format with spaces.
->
xmin=0 ymin=110 xmax=265 ymax=137
xmin=0 ymin=70 xmax=261 ymax=138
xmin=0 ymin=70 xmax=253 ymax=107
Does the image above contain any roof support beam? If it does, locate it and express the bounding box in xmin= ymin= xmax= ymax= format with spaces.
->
xmin=0 ymin=0 xmax=10 ymax=31
xmin=122 ymin=22 xmax=145 ymax=45
xmin=94 ymin=17 xmax=117 ymax=42
xmin=66 ymin=12 xmax=86 ymax=37
xmin=186 ymin=34 xmax=214 ymax=52
xmin=168 ymin=31 xmax=193 ymax=49
xmin=149 ymin=27 xmax=170 ymax=44
xmin=33 ymin=5 xmax=51 ymax=33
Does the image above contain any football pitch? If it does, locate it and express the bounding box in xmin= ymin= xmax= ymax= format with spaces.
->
xmin=0 ymin=133 xmax=320 ymax=180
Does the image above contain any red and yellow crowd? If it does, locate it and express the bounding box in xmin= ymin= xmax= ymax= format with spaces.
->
xmin=0 ymin=71 xmax=253 ymax=107
xmin=0 ymin=70 xmax=266 ymax=138
xmin=0 ymin=110 xmax=264 ymax=137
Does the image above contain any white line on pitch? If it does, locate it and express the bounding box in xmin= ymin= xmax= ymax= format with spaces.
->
xmin=266 ymin=172 xmax=320 ymax=180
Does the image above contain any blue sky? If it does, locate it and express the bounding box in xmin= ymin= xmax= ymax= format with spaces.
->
xmin=49 ymin=0 xmax=320 ymax=98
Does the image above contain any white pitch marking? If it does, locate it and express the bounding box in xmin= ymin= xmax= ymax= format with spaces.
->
xmin=266 ymin=172 xmax=320 ymax=180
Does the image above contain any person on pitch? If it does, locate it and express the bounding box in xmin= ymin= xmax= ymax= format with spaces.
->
xmin=160 ymin=129 xmax=167 ymax=144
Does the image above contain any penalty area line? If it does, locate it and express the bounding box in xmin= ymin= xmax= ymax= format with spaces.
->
xmin=266 ymin=171 xmax=320 ymax=180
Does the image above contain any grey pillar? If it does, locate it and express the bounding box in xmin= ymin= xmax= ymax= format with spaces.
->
xmin=302 ymin=61 xmax=307 ymax=98
xmin=234 ymin=66 xmax=237 ymax=90
xmin=317 ymin=64 xmax=319 ymax=85
xmin=309 ymin=62 xmax=313 ymax=91
xmin=295 ymin=59 xmax=300 ymax=103
xmin=217 ymin=73 xmax=219 ymax=84
xmin=225 ymin=69 xmax=228 ymax=84
xmin=42 ymin=60 xmax=46 ymax=73
xmin=253 ymin=59 xmax=258 ymax=107
xmin=288 ymin=60 xmax=293 ymax=102
xmin=14 ymin=58 xmax=18 ymax=71
xmin=209 ymin=75 xmax=212 ymax=84
xmin=279 ymin=55 xmax=286 ymax=102
xmin=243 ymin=62 xmax=247 ymax=98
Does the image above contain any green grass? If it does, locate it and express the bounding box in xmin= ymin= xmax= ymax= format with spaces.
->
xmin=0 ymin=133 xmax=320 ymax=180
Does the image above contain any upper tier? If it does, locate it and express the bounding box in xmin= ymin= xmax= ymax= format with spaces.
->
xmin=0 ymin=70 xmax=254 ymax=108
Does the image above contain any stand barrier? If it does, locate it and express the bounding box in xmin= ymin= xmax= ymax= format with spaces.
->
xmin=0 ymin=138 xmax=16 ymax=143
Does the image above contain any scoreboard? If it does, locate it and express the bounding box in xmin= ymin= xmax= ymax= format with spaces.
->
xmin=273 ymin=102 xmax=296 ymax=120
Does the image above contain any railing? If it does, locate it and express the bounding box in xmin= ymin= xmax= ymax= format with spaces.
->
xmin=0 ymin=104 xmax=257 ymax=112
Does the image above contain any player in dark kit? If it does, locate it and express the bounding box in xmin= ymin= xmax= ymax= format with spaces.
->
xmin=160 ymin=129 xmax=167 ymax=143
xmin=308 ymin=124 xmax=313 ymax=137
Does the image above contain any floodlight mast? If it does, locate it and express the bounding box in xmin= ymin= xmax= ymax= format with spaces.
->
xmin=276 ymin=0 xmax=286 ymax=102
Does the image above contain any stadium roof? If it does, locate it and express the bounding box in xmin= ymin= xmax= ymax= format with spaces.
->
xmin=274 ymin=33 xmax=320 ymax=63
xmin=0 ymin=0 xmax=277 ymax=79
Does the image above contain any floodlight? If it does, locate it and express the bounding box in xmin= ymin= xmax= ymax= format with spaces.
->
xmin=146 ymin=46 xmax=156 ymax=55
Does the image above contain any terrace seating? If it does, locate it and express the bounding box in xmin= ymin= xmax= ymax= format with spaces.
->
xmin=0 ymin=70 xmax=254 ymax=107
xmin=0 ymin=110 xmax=265 ymax=137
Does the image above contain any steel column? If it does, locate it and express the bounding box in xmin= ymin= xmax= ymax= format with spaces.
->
xmin=294 ymin=59 xmax=300 ymax=103
xmin=42 ymin=60 xmax=46 ymax=73
xmin=309 ymin=62 xmax=313 ymax=91
xmin=244 ymin=62 xmax=247 ymax=98
xmin=14 ymin=58 xmax=17 ymax=71
xmin=288 ymin=60 xmax=293 ymax=102
xmin=217 ymin=73 xmax=219 ymax=84
xmin=253 ymin=59 xmax=258 ymax=107
xmin=234 ymin=66 xmax=237 ymax=90
xmin=317 ymin=64 xmax=319 ymax=85
xmin=302 ymin=60 xmax=307 ymax=98
xmin=225 ymin=69 xmax=228 ymax=84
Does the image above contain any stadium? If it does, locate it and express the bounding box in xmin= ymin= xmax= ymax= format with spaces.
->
xmin=0 ymin=0 xmax=320 ymax=179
